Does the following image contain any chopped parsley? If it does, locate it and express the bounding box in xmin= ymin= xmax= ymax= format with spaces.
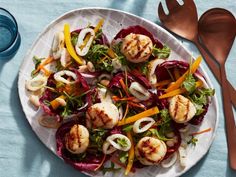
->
xmin=152 ymin=45 xmax=171 ymax=59
xmin=117 ymin=138 xmax=129 ymax=148
xmin=187 ymin=136 xmax=198 ymax=146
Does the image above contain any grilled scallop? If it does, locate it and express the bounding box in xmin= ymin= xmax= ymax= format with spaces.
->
xmin=121 ymin=33 xmax=153 ymax=63
xmin=86 ymin=102 xmax=119 ymax=129
xmin=169 ymin=95 xmax=196 ymax=123
xmin=65 ymin=124 xmax=89 ymax=154
xmin=135 ymin=137 xmax=167 ymax=165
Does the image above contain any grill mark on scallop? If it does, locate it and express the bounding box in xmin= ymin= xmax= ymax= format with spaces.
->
xmin=133 ymin=41 xmax=151 ymax=59
xmin=75 ymin=125 xmax=81 ymax=148
xmin=184 ymin=100 xmax=190 ymax=120
xmin=174 ymin=96 xmax=180 ymax=118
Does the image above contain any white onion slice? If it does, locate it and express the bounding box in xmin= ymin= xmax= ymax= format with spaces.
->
xmin=178 ymin=146 xmax=187 ymax=168
xmin=54 ymin=70 xmax=77 ymax=84
xmin=98 ymin=74 xmax=111 ymax=81
xmin=38 ymin=115 xmax=61 ymax=129
xmin=52 ymin=32 xmax=64 ymax=59
xmin=147 ymin=58 xmax=165 ymax=85
xmin=102 ymin=141 xmax=117 ymax=154
xmin=75 ymin=28 xmax=95 ymax=56
xmin=161 ymin=152 xmax=177 ymax=168
xmin=129 ymin=82 xmax=151 ymax=101
xmin=26 ymin=75 xmax=48 ymax=91
xmin=106 ymin=134 xmax=131 ymax=151
xmin=133 ymin=117 xmax=155 ymax=133
xmin=29 ymin=94 xmax=40 ymax=107
xmin=60 ymin=48 xmax=71 ymax=67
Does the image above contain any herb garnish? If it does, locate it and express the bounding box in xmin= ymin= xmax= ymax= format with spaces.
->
xmin=152 ymin=45 xmax=171 ymax=58
xmin=117 ymin=138 xmax=128 ymax=148
xmin=187 ymin=136 xmax=198 ymax=146
xmin=182 ymin=74 xmax=196 ymax=94
xmin=85 ymin=44 xmax=113 ymax=72
xmin=119 ymin=151 xmax=128 ymax=164
xmin=89 ymin=128 xmax=108 ymax=151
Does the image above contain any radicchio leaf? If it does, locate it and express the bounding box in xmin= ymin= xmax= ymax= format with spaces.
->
xmin=113 ymin=25 xmax=163 ymax=48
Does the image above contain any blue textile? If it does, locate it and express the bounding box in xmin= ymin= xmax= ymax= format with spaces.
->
xmin=0 ymin=0 xmax=235 ymax=176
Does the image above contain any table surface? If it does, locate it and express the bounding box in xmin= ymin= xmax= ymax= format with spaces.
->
xmin=0 ymin=0 xmax=235 ymax=177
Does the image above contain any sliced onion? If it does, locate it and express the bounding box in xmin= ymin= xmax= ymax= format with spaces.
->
xmin=26 ymin=75 xmax=48 ymax=91
xmin=98 ymin=74 xmax=111 ymax=81
xmin=60 ymin=48 xmax=71 ymax=67
xmin=75 ymin=28 xmax=95 ymax=56
xmin=147 ymin=58 xmax=165 ymax=85
xmin=54 ymin=70 xmax=77 ymax=84
xmin=106 ymin=134 xmax=131 ymax=151
xmin=178 ymin=146 xmax=187 ymax=168
xmin=52 ymin=32 xmax=64 ymax=59
xmin=118 ymin=106 xmax=123 ymax=120
xmin=102 ymin=141 xmax=117 ymax=154
xmin=29 ymin=94 xmax=40 ymax=107
xmin=129 ymin=82 xmax=151 ymax=101
xmin=77 ymin=102 xmax=88 ymax=111
xmin=133 ymin=117 xmax=155 ymax=133
xmin=161 ymin=152 xmax=177 ymax=168
xmin=38 ymin=115 xmax=61 ymax=129
xmin=80 ymin=72 xmax=96 ymax=79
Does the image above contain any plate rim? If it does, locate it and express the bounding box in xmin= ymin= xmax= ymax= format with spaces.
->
xmin=18 ymin=7 xmax=219 ymax=177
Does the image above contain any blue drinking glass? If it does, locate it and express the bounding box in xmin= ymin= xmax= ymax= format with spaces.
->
xmin=0 ymin=7 xmax=21 ymax=60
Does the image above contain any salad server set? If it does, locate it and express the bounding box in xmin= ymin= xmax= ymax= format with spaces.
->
xmin=158 ymin=0 xmax=236 ymax=170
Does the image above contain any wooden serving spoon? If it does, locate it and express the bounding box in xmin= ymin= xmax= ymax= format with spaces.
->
xmin=198 ymin=8 xmax=236 ymax=170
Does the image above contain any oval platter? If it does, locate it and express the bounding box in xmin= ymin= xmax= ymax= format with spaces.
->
xmin=18 ymin=7 xmax=219 ymax=177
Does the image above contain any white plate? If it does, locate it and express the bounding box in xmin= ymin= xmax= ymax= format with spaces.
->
xmin=18 ymin=7 xmax=219 ymax=177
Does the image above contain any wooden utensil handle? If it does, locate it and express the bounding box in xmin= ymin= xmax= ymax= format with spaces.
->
xmin=194 ymin=40 xmax=236 ymax=107
xmin=220 ymin=66 xmax=236 ymax=170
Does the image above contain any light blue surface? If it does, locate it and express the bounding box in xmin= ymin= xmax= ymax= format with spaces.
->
xmin=0 ymin=0 xmax=235 ymax=177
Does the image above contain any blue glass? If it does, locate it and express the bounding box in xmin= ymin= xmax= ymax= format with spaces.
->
xmin=0 ymin=7 xmax=20 ymax=60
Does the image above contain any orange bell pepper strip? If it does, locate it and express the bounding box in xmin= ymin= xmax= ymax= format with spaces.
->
xmin=118 ymin=106 xmax=159 ymax=126
xmin=165 ymin=56 xmax=202 ymax=92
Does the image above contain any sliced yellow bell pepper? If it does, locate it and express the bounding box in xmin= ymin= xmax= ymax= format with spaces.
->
xmin=64 ymin=24 xmax=83 ymax=65
xmin=94 ymin=18 xmax=104 ymax=33
xmin=118 ymin=106 xmax=159 ymax=126
xmin=159 ymin=80 xmax=203 ymax=99
xmin=165 ymin=56 xmax=202 ymax=93
xmin=125 ymin=132 xmax=134 ymax=175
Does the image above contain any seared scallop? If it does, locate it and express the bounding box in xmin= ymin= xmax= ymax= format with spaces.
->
xmin=169 ymin=95 xmax=196 ymax=123
xmin=135 ymin=137 xmax=167 ymax=165
xmin=86 ymin=102 xmax=119 ymax=129
xmin=65 ymin=124 xmax=89 ymax=154
xmin=121 ymin=33 xmax=153 ymax=63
